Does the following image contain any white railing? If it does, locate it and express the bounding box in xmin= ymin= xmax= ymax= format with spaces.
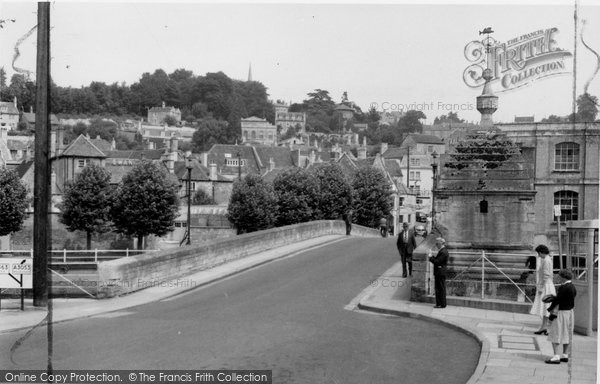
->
xmin=0 ymin=249 xmax=156 ymax=264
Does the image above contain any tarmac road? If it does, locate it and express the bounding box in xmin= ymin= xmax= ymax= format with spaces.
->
xmin=1 ymin=237 xmax=480 ymax=384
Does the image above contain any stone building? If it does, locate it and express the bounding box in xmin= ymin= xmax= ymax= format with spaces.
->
xmin=274 ymin=103 xmax=306 ymax=135
xmin=0 ymin=98 xmax=20 ymax=130
xmin=147 ymin=102 xmax=182 ymax=126
xmin=496 ymin=121 xmax=600 ymax=249
xmin=241 ymin=117 xmax=277 ymax=146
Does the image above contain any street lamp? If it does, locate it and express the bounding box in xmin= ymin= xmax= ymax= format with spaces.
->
xmin=430 ymin=151 xmax=439 ymax=231
xmin=185 ymin=155 xmax=193 ymax=245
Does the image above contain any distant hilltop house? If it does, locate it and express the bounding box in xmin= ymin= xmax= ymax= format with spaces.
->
xmin=274 ymin=102 xmax=306 ymax=135
xmin=148 ymin=101 xmax=182 ymax=126
xmin=241 ymin=117 xmax=277 ymax=146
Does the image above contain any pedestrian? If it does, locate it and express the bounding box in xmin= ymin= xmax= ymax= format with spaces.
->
xmin=342 ymin=210 xmax=352 ymax=236
xmin=396 ymin=222 xmax=417 ymax=277
xmin=530 ymin=244 xmax=556 ymax=335
xmin=379 ymin=217 xmax=388 ymax=238
xmin=429 ymin=237 xmax=449 ymax=308
xmin=544 ymin=269 xmax=577 ymax=364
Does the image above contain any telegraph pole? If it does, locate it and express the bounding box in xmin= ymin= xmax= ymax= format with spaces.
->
xmin=32 ymin=1 xmax=53 ymax=374
xmin=33 ymin=2 xmax=51 ymax=308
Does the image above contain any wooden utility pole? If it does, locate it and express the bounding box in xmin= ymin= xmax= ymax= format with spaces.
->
xmin=33 ymin=2 xmax=51 ymax=308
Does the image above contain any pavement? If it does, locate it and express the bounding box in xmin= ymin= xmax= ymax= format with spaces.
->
xmin=358 ymin=262 xmax=599 ymax=384
xmin=0 ymin=236 xmax=597 ymax=384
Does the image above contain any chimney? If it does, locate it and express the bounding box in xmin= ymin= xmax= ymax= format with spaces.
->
xmin=380 ymin=142 xmax=388 ymax=155
xmin=354 ymin=133 xmax=359 ymax=145
xmin=30 ymin=105 xmax=33 ymax=113
xmin=346 ymin=135 xmax=351 ymax=145
xmin=51 ymin=171 xmax=57 ymax=195
xmin=209 ymin=163 xmax=217 ymax=181
xmin=362 ymin=136 xmax=367 ymax=147
xmin=13 ymin=96 xmax=17 ymax=108
xmin=50 ymin=129 xmax=56 ymax=158
xmin=269 ymin=157 xmax=275 ymax=172
xmin=170 ymin=136 xmax=178 ymax=153
xmin=309 ymin=150 xmax=316 ymax=165
xmin=358 ymin=146 xmax=367 ymax=160
xmin=202 ymin=152 xmax=208 ymax=166
xmin=57 ymin=126 xmax=65 ymax=152
xmin=111 ymin=137 xmax=116 ymax=150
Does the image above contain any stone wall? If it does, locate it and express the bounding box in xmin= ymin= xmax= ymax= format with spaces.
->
xmin=97 ymin=220 xmax=379 ymax=298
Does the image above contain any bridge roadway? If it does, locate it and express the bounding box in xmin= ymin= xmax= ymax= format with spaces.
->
xmin=1 ymin=237 xmax=480 ymax=383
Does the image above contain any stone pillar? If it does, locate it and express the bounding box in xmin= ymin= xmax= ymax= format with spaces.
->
xmin=410 ymin=235 xmax=438 ymax=302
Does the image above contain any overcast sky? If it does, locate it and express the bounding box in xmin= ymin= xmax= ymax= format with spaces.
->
xmin=1 ymin=1 xmax=599 ymax=124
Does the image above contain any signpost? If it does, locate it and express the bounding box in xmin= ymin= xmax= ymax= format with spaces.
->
xmin=554 ymin=205 xmax=563 ymax=269
xmin=0 ymin=257 xmax=33 ymax=311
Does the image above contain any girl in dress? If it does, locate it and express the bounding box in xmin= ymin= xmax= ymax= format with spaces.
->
xmin=529 ymin=244 xmax=556 ymax=335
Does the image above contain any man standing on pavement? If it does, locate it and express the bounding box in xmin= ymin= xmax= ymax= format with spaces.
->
xmin=396 ymin=222 xmax=417 ymax=277
xmin=429 ymin=237 xmax=449 ymax=308
xmin=342 ymin=210 xmax=352 ymax=236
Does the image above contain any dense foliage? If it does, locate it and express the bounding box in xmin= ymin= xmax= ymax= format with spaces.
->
xmin=273 ymin=168 xmax=321 ymax=226
xmin=311 ymin=163 xmax=353 ymax=220
xmin=59 ymin=163 xmax=113 ymax=249
xmin=192 ymin=189 xmax=216 ymax=205
xmin=351 ymin=167 xmax=392 ymax=228
xmin=0 ymin=167 xmax=28 ymax=237
xmin=110 ymin=161 xmax=180 ymax=249
xmin=227 ymin=174 xmax=278 ymax=234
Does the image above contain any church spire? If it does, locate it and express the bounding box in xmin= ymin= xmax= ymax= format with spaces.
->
xmin=247 ymin=62 xmax=252 ymax=82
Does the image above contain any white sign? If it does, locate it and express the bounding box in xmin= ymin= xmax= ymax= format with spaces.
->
xmin=0 ymin=258 xmax=33 ymax=289
xmin=554 ymin=205 xmax=562 ymax=217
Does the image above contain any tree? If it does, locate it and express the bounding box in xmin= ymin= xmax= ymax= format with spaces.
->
xmin=540 ymin=115 xmax=565 ymax=123
xmin=163 ymin=115 xmax=178 ymax=126
xmin=351 ymin=167 xmax=392 ymax=228
xmin=191 ymin=118 xmax=230 ymax=152
xmin=433 ymin=112 xmax=465 ymax=125
xmin=273 ymin=168 xmax=321 ymax=226
xmin=446 ymin=132 xmax=521 ymax=170
xmin=398 ymin=110 xmax=426 ymax=135
xmin=192 ymin=189 xmax=216 ymax=205
xmin=111 ymin=161 xmax=180 ymax=249
xmin=227 ymin=174 xmax=278 ymax=234
xmin=576 ymin=93 xmax=598 ymax=122
xmin=310 ymin=163 xmax=353 ymax=220
xmin=0 ymin=167 xmax=28 ymax=237
xmin=59 ymin=163 xmax=113 ymax=249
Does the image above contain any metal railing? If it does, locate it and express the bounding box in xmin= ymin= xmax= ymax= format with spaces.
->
xmin=0 ymin=249 xmax=156 ymax=265
xmin=430 ymin=250 xmax=548 ymax=303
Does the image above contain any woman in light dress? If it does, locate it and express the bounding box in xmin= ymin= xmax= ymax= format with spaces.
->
xmin=530 ymin=244 xmax=556 ymax=334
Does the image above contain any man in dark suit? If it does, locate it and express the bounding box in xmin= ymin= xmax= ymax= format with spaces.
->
xmin=342 ymin=210 xmax=352 ymax=235
xmin=396 ymin=222 xmax=417 ymax=277
xmin=429 ymin=237 xmax=449 ymax=308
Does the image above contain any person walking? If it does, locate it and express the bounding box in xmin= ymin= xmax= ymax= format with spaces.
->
xmin=342 ymin=210 xmax=352 ymax=236
xmin=545 ymin=269 xmax=577 ymax=364
xmin=379 ymin=217 xmax=388 ymax=237
xmin=396 ymin=222 xmax=417 ymax=277
xmin=429 ymin=237 xmax=449 ymax=308
xmin=530 ymin=244 xmax=556 ymax=335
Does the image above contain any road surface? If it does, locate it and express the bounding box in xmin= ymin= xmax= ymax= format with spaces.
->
xmin=1 ymin=237 xmax=480 ymax=383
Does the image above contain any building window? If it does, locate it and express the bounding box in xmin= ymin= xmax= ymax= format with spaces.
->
xmin=225 ymin=159 xmax=246 ymax=167
xmin=554 ymin=142 xmax=580 ymax=171
xmin=399 ymin=197 xmax=404 ymax=206
xmin=251 ymin=131 xmax=256 ymax=139
xmin=77 ymin=159 xmax=89 ymax=168
xmin=410 ymin=158 xmax=420 ymax=166
xmin=480 ymin=199 xmax=488 ymax=213
xmin=428 ymin=145 xmax=434 ymax=153
xmin=554 ymin=190 xmax=579 ymax=221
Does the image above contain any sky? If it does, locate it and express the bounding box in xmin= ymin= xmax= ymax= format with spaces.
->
xmin=0 ymin=1 xmax=599 ymax=124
